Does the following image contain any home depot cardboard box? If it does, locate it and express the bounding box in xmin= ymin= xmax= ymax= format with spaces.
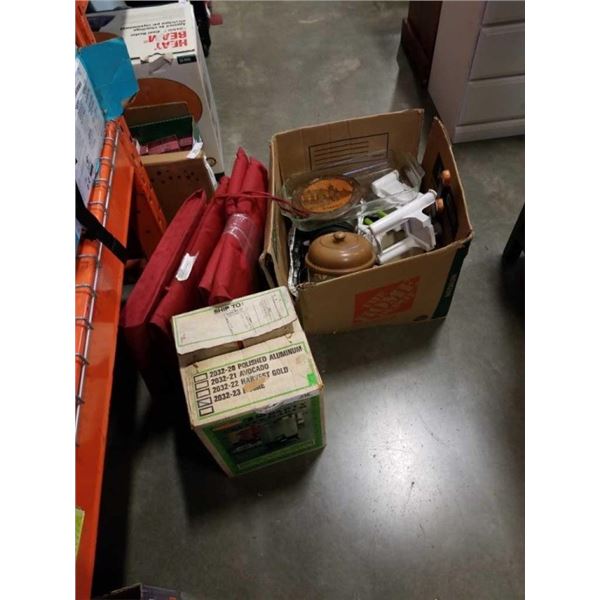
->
xmin=172 ymin=288 xmax=325 ymax=476
xmin=88 ymin=3 xmax=225 ymax=174
xmin=261 ymin=109 xmax=474 ymax=334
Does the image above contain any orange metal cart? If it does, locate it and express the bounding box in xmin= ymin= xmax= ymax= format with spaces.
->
xmin=75 ymin=4 xmax=167 ymax=598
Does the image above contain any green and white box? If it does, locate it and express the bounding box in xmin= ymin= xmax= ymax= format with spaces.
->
xmin=173 ymin=288 xmax=325 ymax=476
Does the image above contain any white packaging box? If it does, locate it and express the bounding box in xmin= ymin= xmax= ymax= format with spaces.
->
xmin=88 ymin=2 xmax=225 ymax=174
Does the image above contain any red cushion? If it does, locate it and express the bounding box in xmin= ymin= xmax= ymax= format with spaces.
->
xmin=120 ymin=191 xmax=208 ymax=394
xmin=149 ymin=195 xmax=227 ymax=339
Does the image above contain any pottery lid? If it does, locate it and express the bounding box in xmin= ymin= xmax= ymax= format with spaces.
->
xmin=306 ymin=231 xmax=375 ymax=275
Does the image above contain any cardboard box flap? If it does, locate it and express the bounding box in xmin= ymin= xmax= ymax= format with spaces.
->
xmin=172 ymin=288 xmax=296 ymax=364
xmin=421 ymin=117 xmax=473 ymax=242
xmin=260 ymin=200 xmax=289 ymax=289
xmin=270 ymin=109 xmax=425 ymax=182
xmin=88 ymin=4 xmax=198 ymax=61
xmin=260 ymin=141 xmax=290 ymax=287
xmin=141 ymin=149 xmax=202 ymax=166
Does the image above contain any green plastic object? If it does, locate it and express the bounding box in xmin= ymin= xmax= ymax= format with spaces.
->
xmin=75 ymin=507 xmax=85 ymax=557
xmin=129 ymin=115 xmax=193 ymax=145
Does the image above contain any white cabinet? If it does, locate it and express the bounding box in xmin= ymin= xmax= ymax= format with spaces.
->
xmin=428 ymin=1 xmax=525 ymax=142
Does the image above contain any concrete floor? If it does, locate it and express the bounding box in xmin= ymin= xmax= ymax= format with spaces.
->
xmin=94 ymin=3 xmax=524 ymax=599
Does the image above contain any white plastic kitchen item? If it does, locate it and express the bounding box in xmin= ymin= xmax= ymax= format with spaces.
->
xmin=359 ymin=189 xmax=438 ymax=264
xmin=371 ymin=170 xmax=413 ymax=204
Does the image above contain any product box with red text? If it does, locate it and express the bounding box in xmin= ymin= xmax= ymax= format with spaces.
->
xmin=88 ymin=2 xmax=224 ymax=174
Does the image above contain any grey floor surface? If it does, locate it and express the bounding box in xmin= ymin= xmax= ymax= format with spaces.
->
xmin=94 ymin=3 xmax=525 ymax=599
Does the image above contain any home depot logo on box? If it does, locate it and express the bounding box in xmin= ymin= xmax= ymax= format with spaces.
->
xmin=353 ymin=277 xmax=420 ymax=324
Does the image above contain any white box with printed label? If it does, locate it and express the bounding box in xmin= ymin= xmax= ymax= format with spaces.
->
xmin=88 ymin=2 xmax=225 ymax=174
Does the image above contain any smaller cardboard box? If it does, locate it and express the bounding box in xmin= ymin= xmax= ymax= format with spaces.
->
xmin=139 ymin=149 xmax=216 ymax=223
xmin=124 ymin=102 xmax=217 ymax=222
xmin=173 ymin=288 xmax=325 ymax=476
xmin=88 ymin=2 xmax=225 ymax=174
